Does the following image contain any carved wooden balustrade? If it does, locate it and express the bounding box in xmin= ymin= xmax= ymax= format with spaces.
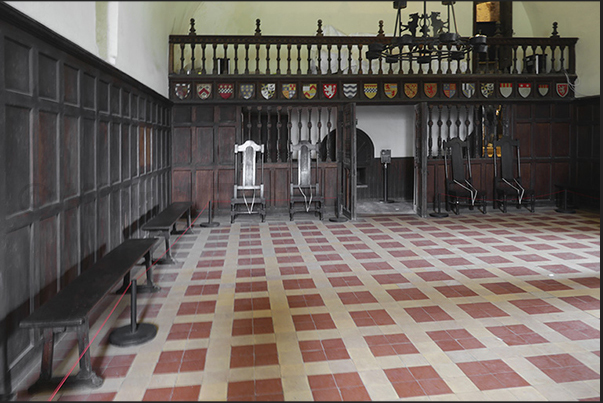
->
xmin=169 ymin=18 xmax=577 ymax=103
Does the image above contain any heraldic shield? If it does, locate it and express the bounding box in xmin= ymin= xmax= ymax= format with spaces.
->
xmin=404 ymin=83 xmax=417 ymax=99
xmin=443 ymin=83 xmax=456 ymax=98
xmin=518 ymin=83 xmax=531 ymax=98
xmin=303 ymin=84 xmax=317 ymax=99
xmin=175 ymin=83 xmax=190 ymax=100
xmin=424 ymin=83 xmax=437 ymax=98
xmin=384 ymin=83 xmax=398 ymax=99
xmin=481 ymin=83 xmax=494 ymax=98
xmin=462 ymin=83 xmax=475 ymax=98
xmin=197 ymin=83 xmax=211 ymax=100
xmin=364 ymin=83 xmax=378 ymax=99
xmin=282 ymin=84 xmax=296 ymax=99
xmin=343 ymin=83 xmax=357 ymax=99
xmin=323 ymin=84 xmax=337 ymax=99
xmin=261 ymin=83 xmax=276 ymax=99
xmin=218 ymin=83 xmax=233 ymax=99
xmin=240 ymin=84 xmax=255 ymax=100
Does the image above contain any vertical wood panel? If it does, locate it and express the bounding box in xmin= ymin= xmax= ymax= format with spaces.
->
xmin=4 ymin=37 xmax=31 ymax=93
xmin=5 ymin=106 xmax=31 ymax=215
xmin=172 ymin=170 xmax=192 ymax=202
xmin=38 ymin=53 xmax=58 ymax=100
xmin=110 ymin=123 xmax=120 ymax=184
xmin=63 ymin=64 xmax=78 ymax=105
xmin=195 ymin=127 xmax=214 ymax=165
xmin=37 ymin=215 xmax=58 ymax=305
xmin=195 ymin=170 xmax=214 ymax=211
xmin=62 ymin=115 xmax=80 ymax=199
xmin=5 ymin=225 xmax=32 ymax=367
xmin=217 ymin=126 xmax=236 ymax=165
xmin=217 ymin=169 xmax=234 ymax=210
xmin=61 ymin=207 xmax=79 ymax=287
xmin=98 ymin=121 xmax=109 ymax=187
xmin=36 ymin=111 xmax=58 ymax=207
xmin=82 ymin=118 xmax=96 ymax=192
xmin=173 ymin=128 xmax=192 ymax=165
xmin=533 ymin=123 xmax=551 ymax=158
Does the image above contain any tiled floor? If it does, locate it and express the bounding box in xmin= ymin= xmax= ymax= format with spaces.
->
xmin=14 ymin=206 xmax=600 ymax=401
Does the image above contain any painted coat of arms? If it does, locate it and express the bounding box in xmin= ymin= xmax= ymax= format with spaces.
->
xmin=424 ymin=83 xmax=437 ymax=98
xmin=499 ymin=83 xmax=513 ymax=98
xmin=404 ymin=83 xmax=417 ymax=99
xmin=218 ymin=83 xmax=233 ymax=99
xmin=261 ymin=83 xmax=276 ymax=99
xmin=462 ymin=83 xmax=475 ymax=98
xmin=303 ymin=84 xmax=317 ymax=99
xmin=323 ymin=84 xmax=337 ymax=99
xmin=384 ymin=83 xmax=398 ymax=99
xmin=343 ymin=83 xmax=358 ymax=99
xmin=282 ymin=84 xmax=296 ymax=99
xmin=364 ymin=83 xmax=378 ymax=99
xmin=197 ymin=83 xmax=211 ymax=100
xmin=443 ymin=83 xmax=456 ymax=98
xmin=481 ymin=83 xmax=494 ymax=98
xmin=175 ymin=83 xmax=190 ymax=100
xmin=240 ymin=84 xmax=255 ymax=100
xmin=518 ymin=83 xmax=531 ymax=98
xmin=556 ymin=83 xmax=569 ymax=97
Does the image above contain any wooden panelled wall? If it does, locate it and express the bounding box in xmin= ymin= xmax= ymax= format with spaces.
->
xmin=171 ymin=105 xmax=339 ymax=214
xmin=0 ymin=6 xmax=172 ymax=393
xmin=426 ymin=99 xmax=600 ymax=210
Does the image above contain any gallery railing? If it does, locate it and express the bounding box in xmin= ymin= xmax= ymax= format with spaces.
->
xmin=169 ymin=19 xmax=577 ymax=78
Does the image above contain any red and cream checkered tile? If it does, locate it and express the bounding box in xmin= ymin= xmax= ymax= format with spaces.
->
xmin=19 ymin=208 xmax=599 ymax=402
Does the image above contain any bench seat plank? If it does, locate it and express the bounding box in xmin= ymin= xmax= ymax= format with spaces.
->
xmin=141 ymin=202 xmax=192 ymax=231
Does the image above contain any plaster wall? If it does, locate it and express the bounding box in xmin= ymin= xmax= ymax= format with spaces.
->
xmin=5 ymin=1 xmax=600 ymax=97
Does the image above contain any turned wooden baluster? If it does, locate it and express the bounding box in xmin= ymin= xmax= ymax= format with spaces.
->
xmin=266 ymin=106 xmax=272 ymax=162
xmin=276 ymin=106 xmax=282 ymax=162
xmin=326 ymin=107 xmax=333 ymax=162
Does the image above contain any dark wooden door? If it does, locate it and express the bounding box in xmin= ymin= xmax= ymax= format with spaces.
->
xmin=340 ymin=103 xmax=357 ymax=220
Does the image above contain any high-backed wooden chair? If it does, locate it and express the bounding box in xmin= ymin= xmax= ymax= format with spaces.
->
xmin=492 ymin=136 xmax=535 ymax=212
xmin=231 ymin=140 xmax=266 ymax=223
xmin=443 ymin=137 xmax=487 ymax=215
xmin=289 ymin=140 xmax=323 ymax=220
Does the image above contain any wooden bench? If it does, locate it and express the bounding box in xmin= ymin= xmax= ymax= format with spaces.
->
xmin=20 ymin=238 xmax=159 ymax=393
xmin=141 ymin=201 xmax=193 ymax=264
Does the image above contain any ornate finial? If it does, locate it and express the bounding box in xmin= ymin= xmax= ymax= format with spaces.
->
xmin=377 ymin=20 xmax=385 ymax=37
xmin=550 ymin=22 xmax=559 ymax=38
xmin=255 ymin=19 xmax=261 ymax=36
xmin=189 ymin=18 xmax=196 ymax=35
xmin=494 ymin=21 xmax=502 ymax=37
xmin=316 ymin=19 xmax=323 ymax=36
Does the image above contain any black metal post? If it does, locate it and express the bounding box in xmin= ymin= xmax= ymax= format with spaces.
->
xmin=200 ymin=200 xmax=220 ymax=227
xmin=430 ymin=165 xmax=448 ymax=218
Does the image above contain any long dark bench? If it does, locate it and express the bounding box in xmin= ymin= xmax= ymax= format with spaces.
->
xmin=20 ymin=238 xmax=159 ymax=393
xmin=141 ymin=201 xmax=193 ymax=264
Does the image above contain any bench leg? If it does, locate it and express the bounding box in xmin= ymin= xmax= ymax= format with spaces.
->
xmin=28 ymin=325 xmax=103 ymax=394
xmin=156 ymin=230 xmax=177 ymax=265
xmin=135 ymin=251 xmax=161 ymax=293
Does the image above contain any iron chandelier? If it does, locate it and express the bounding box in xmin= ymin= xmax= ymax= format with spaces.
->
xmin=366 ymin=1 xmax=488 ymax=65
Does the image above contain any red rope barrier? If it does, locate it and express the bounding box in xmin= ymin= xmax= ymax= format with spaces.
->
xmin=48 ymin=201 xmax=208 ymax=401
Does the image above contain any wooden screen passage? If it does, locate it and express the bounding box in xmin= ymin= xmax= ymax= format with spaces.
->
xmin=241 ymin=105 xmax=338 ymax=163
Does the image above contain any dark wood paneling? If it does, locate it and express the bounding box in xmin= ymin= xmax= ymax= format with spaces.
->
xmin=217 ymin=126 xmax=236 ymax=165
xmin=5 ymin=106 xmax=31 ymax=216
xmin=218 ymin=169 xmax=234 ymax=209
xmin=36 ymin=111 xmax=58 ymax=207
xmin=173 ymin=128 xmax=192 ymax=165
xmin=172 ymin=170 xmax=192 ymax=202
xmin=38 ymin=215 xmax=58 ymax=305
xmin=552 ymin=122 xmax=570 ymax=157
xmin=61 ymin=207 xmax=79 ymax=287
xmin=534 ymin=162 xmax=551 ymax=199
xmin=533 ymin=123 xmax=551 ymax=158
xmin=38 ymin=53 xmax=58 ymax=100
xmin=194 ymin=170 xmax=214 ymax=211
xmin=5 ymin=225 xmax=32 ymax=365
xmin=82 ymin=72 xmax=95 ymax=109
xmin=82 ymin=118 xmax=96 ymax=192
xmin=4 ymin=37 xmax=30 ymax=93
xmin=196 ymin=127 xmax=214 ymax=165
xmin=110 ymin=123 xmax=120 ymax=184
xmin=63 ymin=64 xmax=78 ymax=105
xmin=62 ymin=115 xmax=80 ymax=199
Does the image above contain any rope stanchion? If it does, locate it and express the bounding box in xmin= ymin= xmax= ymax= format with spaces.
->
xmin=47 ymin=203 xmax=207 ymax=401
xmin=199 ymin=200 xmax=220 ymax=227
